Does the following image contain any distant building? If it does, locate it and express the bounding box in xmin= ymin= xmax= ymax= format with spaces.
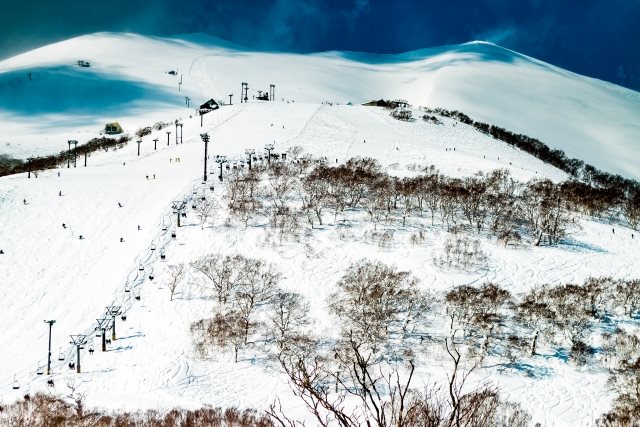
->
xmin=105 ymin=122 xmax=123 ymax=134
xmin=199 ymin=99 xmax=220 ymax=115
xmin=363 ymin=99 xmax=409 ymax=109
xmin=363 ymin=99 xmax=390 ymax=107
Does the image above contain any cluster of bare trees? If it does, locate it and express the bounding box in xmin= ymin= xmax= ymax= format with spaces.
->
xmin=444 ymin=277 xmax=640 ymax=366
xmin=221 ymin=155 xmax=588 ymax=246
xmin=0 ymin=392 xmax=273 ymax=427
xmin=190 ymin=253 xmax=310 ymax=362
xmin=180 ymin=247 xmax=639 ymax=425
xmin=598 ymin=328 xmax=640 ymax=425
xmin=267 ymin=260 xmax=532 ymax=427
xmin=434 ymin=236 xmax=488 ymax=271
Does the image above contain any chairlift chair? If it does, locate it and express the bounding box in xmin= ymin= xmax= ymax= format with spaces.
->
xmin=121 ymin=314 xmax=127 ymax=321
xmin=160 ymin=249 xmax=166 ymax=260
xmin=171 ymin=232 xmax=176 ymax=239
xmin=138 ymin=264 xmax=144 ymax=271
xmin=151 ymin=244 xmax=156 ymax=251
xmin=12 ymin=375 xmax=19 ymax=389
xmin=58 ymin=349 xmax=64 ymax=361
xmin=125 ymin=286 xmax=131 ymax=293
xmin=36 ymin=364 xmax=43 ymax=375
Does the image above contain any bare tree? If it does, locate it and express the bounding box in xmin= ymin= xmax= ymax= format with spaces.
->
xmin=614 ymin=279 xmax=640 ymax=318
xmin=269 ymin=290 xmax=310 ymax=350
xmin=265 ymin=163 xmax=298 ymax=211
xmin=191 ymin=309 xmax=245 ymax=362
xmin=514 ymin=287 xmax=556 ymax=356
xmin=286 ymin=146 xmax=304 ymax=162
xmin=195 ymin=197 xmax=218 ymax=229
xmin=167 ymin=263 xmax=185 ymax=301
xmin=328 ymin=260 xmax=426 ymax=347
xmin=299 ymin=166 xmax=330 ymax=227
xmin=519 ymin=179 xmax=571 ymax=246
xmin=234 ymin=258 xmax=281 ymax=343
xmin=191 ymin=254 xmax=246 ymax=304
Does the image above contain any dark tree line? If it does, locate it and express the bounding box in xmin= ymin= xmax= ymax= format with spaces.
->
xmin=0 ymin=135 xmax=131 ymax=177
xmin=423 ymin=107 xmax=640 ymax=228
xmin=0 ymin=392 xmax=273 ymax=427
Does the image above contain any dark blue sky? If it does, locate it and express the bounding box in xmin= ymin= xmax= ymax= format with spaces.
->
xmin=2 ymin=0 xmax=639 ymax=90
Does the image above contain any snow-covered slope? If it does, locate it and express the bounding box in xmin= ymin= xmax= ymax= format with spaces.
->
xmin=0 ymin=100 xmax=637 ymax=426
xmin=0 ymin=32 xmax=639 ymax=426
xmin=0 ymin=32 xmax=638 ymax=179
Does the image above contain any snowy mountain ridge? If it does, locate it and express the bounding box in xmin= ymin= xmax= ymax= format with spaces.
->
xmin=0 ymin=32 xmax=638 ymax=179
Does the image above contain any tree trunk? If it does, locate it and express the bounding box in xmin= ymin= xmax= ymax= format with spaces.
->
xmin=531 ymin=330 xmax=539 ymax=356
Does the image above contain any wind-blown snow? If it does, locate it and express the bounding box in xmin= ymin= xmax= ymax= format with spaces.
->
xmin=0 ymin=32 xmax=638 ymax=179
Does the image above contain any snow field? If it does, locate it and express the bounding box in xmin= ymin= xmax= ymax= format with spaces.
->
xmin=0 ymin=101 xmax=638 ymax=426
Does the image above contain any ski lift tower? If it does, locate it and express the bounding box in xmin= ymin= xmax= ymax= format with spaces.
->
xmin=241 ymin=82 xmax=248 ymax=103
xmin=106 ymin=305 xmax=122 ymax=341
xmin=265 ymin=143 xmax=275 ymax=168
xmin=67 ymin=140 xmax=77 ymax=168
xmin=241 ymin=82 xmax=249 ymax=103
xmin=245 ymin=149 xmax=255 ymax=170
xmin=172 ymin=200 xmax=187 ymax=227
xmin=95 ymin=317 xmax=111 ymax=352
xmin=215 ymin=156 xmax=228 ymax=181
xmin=44 ymin=320 xmax=56 ymax=375
xmin=200 ymin=133 xmax=210 ymax=182
xmin=69 ymin=334 xmax=87 ymax=373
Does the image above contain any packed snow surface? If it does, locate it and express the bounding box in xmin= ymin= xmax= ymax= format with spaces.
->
xmin=0 ymin=32 xmax=638 ymax=179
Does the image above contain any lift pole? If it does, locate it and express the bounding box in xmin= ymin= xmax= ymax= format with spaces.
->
xmin=245 ymin=149 xmax=255 ymax=170
xmin=106 ymin=305 xmax=122 ymax=341
xmin=200 ymin=133 xmax=210 ymax=182
xmin=96 ymin=318 xmax=110 ymax=352
xmin=216 ymin=156 xmax=227 ymax=182
xmin=44 ymin=320 xmax=56 ymax=375
xmin=69 ymin=334 xmax=87 ymax=374
xmin=265 ymin=143 xmax=275 ymax=169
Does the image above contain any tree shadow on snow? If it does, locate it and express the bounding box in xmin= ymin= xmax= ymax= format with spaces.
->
xmin=556 ymin=237 xmax=607 ymax=254
xmin=496 ymin=361 xmax=554 ymax=379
